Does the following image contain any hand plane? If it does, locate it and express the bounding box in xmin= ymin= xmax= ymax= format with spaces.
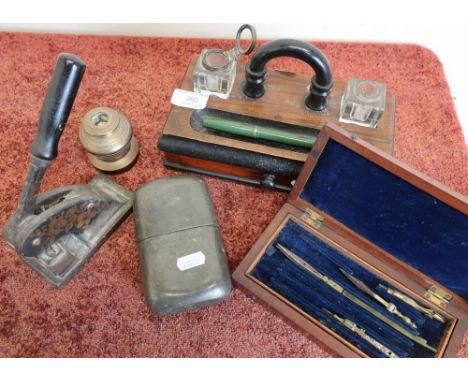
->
xmin=2 ymin=53 xmax=133 ymax=288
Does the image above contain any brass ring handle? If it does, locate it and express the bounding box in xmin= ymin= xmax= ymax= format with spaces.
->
xmin=235 ymin=24 xmax=257 ymax=56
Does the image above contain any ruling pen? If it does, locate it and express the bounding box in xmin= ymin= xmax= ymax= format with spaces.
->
xmin=340 ymin=269 xmax=417 ymax=329
xmin=379 ymin=284 xmax=446 ymax=324
xmin=323 ymin=308 xmax=399 ymax=358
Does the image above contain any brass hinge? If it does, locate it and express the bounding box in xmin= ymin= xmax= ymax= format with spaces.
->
xmin=424 ymin=285 xmax=452 ymax=309
xmin=301 ymin=208 xmax=324 ymax=229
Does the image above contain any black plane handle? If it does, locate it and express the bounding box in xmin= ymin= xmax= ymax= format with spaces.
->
xmin=243 ymin=39 xmax=333 ymax=111
xmin=30 ymin=53 xmax=86 ymax=160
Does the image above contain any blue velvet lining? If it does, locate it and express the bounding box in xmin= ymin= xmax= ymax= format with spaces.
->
xmin=300 ymin=140 xmax=468 ymax=298
xmin=250 ymin=219 xmax=451 ymax=358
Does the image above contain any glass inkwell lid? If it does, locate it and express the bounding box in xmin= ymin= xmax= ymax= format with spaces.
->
xmin=193 ymin=24 xmax=256 ymax=99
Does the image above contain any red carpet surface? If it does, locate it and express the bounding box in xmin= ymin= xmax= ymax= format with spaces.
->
xmin=0 ymin=32 xmax=467 ymax=358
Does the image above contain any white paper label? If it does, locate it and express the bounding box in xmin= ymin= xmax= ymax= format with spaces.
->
xmin=177 ymin=251 xmax=206 ymax=271
xmin=171 ymin=89 xmax=208 ymax=110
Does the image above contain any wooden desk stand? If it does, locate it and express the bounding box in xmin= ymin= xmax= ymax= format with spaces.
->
xmin=158 ymin=55 xmax=396 ymax=190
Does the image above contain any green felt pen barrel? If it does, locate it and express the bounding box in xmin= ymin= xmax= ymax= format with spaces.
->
xmin=202 ymin=117 xmax=317 ymax=149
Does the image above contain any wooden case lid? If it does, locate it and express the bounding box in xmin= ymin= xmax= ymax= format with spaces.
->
xmin=288 ymin=123 xmax=468 ymax=301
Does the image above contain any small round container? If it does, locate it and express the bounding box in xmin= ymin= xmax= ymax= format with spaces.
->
xmin=79 ymin=107 xmax=139 ymax=171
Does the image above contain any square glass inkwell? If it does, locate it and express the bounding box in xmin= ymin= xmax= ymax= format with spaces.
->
xmin=339 ymin=78 xmax=386 ymax=128
xmin=193 ymin=24 xmax=256 ymax=99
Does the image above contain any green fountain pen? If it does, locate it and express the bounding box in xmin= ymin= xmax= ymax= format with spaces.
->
xmin=201 ymin=117 xmax=317 ymax=149
xmin=276 ymin=244 xmax=437 ymax=353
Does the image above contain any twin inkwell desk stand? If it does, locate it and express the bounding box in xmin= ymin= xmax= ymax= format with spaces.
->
xmin=159 ymin=30 xmax=396 ymax=192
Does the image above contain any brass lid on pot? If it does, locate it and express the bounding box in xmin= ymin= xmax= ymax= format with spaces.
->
xmin=79 ymin=107 xmax=139 ymax=171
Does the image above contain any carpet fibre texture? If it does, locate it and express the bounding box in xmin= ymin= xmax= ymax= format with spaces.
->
xmin=0 ymin=32 xmax=467 ymax=358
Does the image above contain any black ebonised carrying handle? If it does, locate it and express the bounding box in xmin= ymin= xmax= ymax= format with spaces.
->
xmin=30 ymin=53 xmax=86 ymax=160
xmin=243 ymin=39 xmax=333 ymax=111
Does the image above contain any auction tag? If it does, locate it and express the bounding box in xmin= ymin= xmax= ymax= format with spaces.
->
xmin=177 ymin=251 xmax=206 ymax=271
xmin=171 ymin=89 xmax=208 ymax=110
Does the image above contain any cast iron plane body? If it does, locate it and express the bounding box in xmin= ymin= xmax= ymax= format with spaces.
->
xmin=3 ymin=174 xmax=132 ymax=288
xmin=3 ymin=53 xmax=133 ymax=288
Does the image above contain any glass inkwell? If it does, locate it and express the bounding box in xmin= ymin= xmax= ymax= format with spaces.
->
xmin=193 ymin=24 xmax=256 ymax=99
xmin=339 ymin=78 xmax=387 ymax=128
